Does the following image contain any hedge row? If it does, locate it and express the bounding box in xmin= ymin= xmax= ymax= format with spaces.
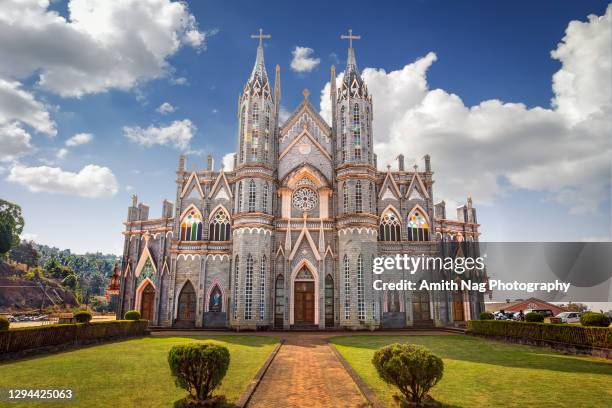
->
xmin=0 ymin=320 xmax=149 ymax=355
xmin=467 ymin=320 xmax=612 ymax=349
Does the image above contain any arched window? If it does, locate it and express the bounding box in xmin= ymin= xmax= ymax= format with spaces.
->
xmin=262 ymin=183 xmax=269 ymax=213
xmin=264 ymin=106 xmax=270 ymax=161
xmin=353 ymin=104 xmax=361 ymax=160
xmin=237 ymin=182 xmax=243 ymax=212
xmin=233 ymin=256 xmax=239 ymax=320
xmin=379 ymin=210 xmax=401 ymax=241
xmin=343 ymin=183 xmax=349 ymax=213
xmin=208 ymin=208 xmax=231 ymax=241
xmin=251 ymin=103 xmax=259 ymax=159
xmin=239 ymin=106 xmax=246 ymax=162
xmin=208 ymin=285 xmax=222 ymax=312
xmin=260 ymin=256 xmax=267 ymax=319
xmin=368 ymin=183 xmax=373 ymax=213
xmin=180 ymin=208 xmax=203 ymax=241
xmin=248 ymin=180 xmax=256 ymax=212
xmin=355 ymin=181 xmax=362 ymax=213
xmin=344 ymin=255 xmax=351 ymax=320
xmin=244 ymin=254 xmax=254 ymax=320
xmin=408 ymin=209 xmax=430 ymax=241
xmin=340 ymin=106 xmax=346 ymax=162
xmin=357 ymin=254 xmax=365 ymax=321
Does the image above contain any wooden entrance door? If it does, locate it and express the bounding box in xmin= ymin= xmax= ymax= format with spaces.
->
xmin=140 ymin=283 xmax=155 ymax=321
xmin=412 ymin=289 xmax=431 ymax=322
xmin=177 ymin=281 xmax=196 ymax=322
xmin=294 ymin=281 xmax=314 ymax=324
xmin=453 ymin=292 xmax=465 ymax=321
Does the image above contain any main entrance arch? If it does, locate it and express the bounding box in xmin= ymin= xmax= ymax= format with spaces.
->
xmin=140 ymin=283 xmax=155 ymax=321
xmin=175 ymin=281 xmax=196 ymax=328
xmin=290 ymin=260 xmax=319 ymax=326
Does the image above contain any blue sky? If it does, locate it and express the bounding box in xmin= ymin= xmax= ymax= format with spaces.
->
xmin=0 ymin=0 xmax=610 ymax=254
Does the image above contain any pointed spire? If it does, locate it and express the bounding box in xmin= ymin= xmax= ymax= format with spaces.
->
xmin=340 ymin=29 xmax=361 ymax=75
xmin=249 ymin=29 xmax=271 ymax=83
xmin=285 ymin=220 xmax=292 ymax=251
xmin=274 ymin=64 xmax=281 ymax=107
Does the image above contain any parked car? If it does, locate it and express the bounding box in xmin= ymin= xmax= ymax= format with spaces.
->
xmin=524 ymin=309 xmax=554 ymax=317
xmin=556 ymin=311 xmax=582 ymax=324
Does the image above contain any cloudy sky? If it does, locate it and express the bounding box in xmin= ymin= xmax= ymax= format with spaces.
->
xmin=0 ymin=0 xmax=610 ymax=254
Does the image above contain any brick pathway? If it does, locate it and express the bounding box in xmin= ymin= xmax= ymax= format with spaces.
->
xmin=246 ymin=334 xmax=369 ymax=408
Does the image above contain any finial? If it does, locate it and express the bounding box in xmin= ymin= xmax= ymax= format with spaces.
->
xmin=131 ymin=195 xmax=138 ymax=207
xmin=251 ymin=28 xmax=271 ymax=47
xmin=413 ymin=164 xmax=419 ymax=171
xmin=386 ymin=164 xmax=391 ymax=171
xmin=341 ymin=28 xmax=361 ymax=48
xmin=302 ymin=88 xmax=310 ymax=99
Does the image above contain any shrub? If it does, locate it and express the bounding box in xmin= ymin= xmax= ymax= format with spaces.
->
xmin=124 ymin=310 xmax=141 ymax=321
xmin=168 ymin=343 xmax=230 ymax=405
xmin=372 ymin=343 xmax=444 ymax=406
xmin=467 ymin=320 xmax=612 ymax=349
xmin=73 ymin=310 xmax=93 ymax=323
xmin=580 ymin=312 xmax=610 ymax=327
xmin=0 ymin=316 xmax=9 ymax=331
xmin=525 ymin=312 xmax=544 ymax=323
xmin=479 ymin=312 xmax=494 ymax=320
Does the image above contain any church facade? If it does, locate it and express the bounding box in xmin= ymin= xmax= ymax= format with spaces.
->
xmin=116 ymin=32 xmax=486 ymax=329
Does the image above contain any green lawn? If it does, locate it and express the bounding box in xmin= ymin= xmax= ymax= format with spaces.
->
xmin=331 ymin=335 xmax=612 ymax=408
xmin=0 ymin=335 xmax=278 ymax=408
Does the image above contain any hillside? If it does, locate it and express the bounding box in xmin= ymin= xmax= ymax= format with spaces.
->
xmin=0 ymin=261 xmax=78 ymax=313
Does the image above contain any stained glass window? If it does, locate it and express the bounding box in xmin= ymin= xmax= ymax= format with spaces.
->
xmin=292 ymin=187 xmax=317 ymax=212
xmin=355 ymin=181 xmax=362 ymax=213
xmin=379 ymin=210 xmax=401 ymax=241
xmin=180 ymin=209 xmax=203 ymax=241
xmin=353 ymin=104 xmax=361 ymax=160
xmin=245 ymin=254 xmax=253 ymax=320
xmin=344 ymin=255 xmax=351 ymax=320
xmin=209 ymin=209 xmax=231 ymax=241
xmin=408 ymin=210 xmax=430 ymax=241
xmin=357 ymin=255 xmax=365 ymax=321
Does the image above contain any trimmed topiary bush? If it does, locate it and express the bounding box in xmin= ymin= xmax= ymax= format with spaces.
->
xmin=525 ymin=312 xmax=544 ymax=323
xmin=479 ymin=312 xmax=494 ymax=320
xmin=372 ymin=343 xmax=444 ymax=406
xmin=124 ymin=310 xmax=141 ymax=321
xmin=74 ymin=310 xmax=92 ymax=323
xmin=580 ymin=312 xmax=610 ymax=327
xmin=168 ymin=343 xmax=230 ymax=407
xmin=0 ymin=316 xmax=9 ymax=331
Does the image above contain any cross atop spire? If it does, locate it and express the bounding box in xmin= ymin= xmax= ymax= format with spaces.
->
xmin=340 ymin=28 xmax=360 ymax=49
xmin=251 ymin=28 xmax=271 ymax=47
xmin=249 ymin=29 xmax=271 ymax=83
xmin=341 ymin=29 xmax=361 ymax=75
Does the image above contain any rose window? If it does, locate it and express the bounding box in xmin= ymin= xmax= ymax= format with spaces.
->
xmin=292 ymin=187 xmax=318 ymax=212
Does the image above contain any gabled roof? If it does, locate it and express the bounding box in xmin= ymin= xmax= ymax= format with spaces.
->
xmin=406 ymin=172 xmax=430 ymax=200
xmin=378 ymin=169 xmax=401 ymax=199
xmin=180 ymin=172 xmax=204 ymax=199
xmin=279 ymin=129 xmax=332 ymax=161
xmin=209 ymin=170 xmax=233 ymax=200
xmin=289 ymin=223 xmax=321 ymax=261
xmin=280 ymin=97 xmax=331 ymax=133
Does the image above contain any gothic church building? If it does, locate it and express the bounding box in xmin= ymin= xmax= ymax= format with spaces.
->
xmin=116 ymin=32 xmax=486 ymax=329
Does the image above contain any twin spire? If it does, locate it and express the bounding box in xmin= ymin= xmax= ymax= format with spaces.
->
xmin=246 ymin=28 xmax=362 ymax=84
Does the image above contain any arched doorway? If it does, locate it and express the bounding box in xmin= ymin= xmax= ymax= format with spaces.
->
xmin=140 ymin=283 xmax=155 ymax=321
xmin=325 ymin=275 xmax=334 ymax=328
xmin=176 ymin=281 xmax=196 ymax=327
xmin=293 ymin=267 xmax=315 ymax=325
xmin=412 ymin=287 xmax=432 ymax=324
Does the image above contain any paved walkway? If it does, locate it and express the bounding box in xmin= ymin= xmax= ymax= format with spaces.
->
xmin=151 ymin=330 xmax=457 ymax=408
xmin=247 ymin=334 xmax=368 ymax=408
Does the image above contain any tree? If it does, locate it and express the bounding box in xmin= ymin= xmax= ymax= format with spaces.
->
xmin=0 ymin=199 xmax=24 ymax=255
xmin=9 ymin=240 xmax=40 ymax=267
xmin=561 ymin=302 xmax=588 ymax=313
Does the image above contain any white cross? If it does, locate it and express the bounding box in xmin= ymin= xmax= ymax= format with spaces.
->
xmin=251 ymin=28 xmax=271 ymax=47
xmin=341 ymin=28 xmax=361 ymax=48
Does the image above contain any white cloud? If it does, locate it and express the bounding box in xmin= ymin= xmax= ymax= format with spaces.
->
xmin=125 ymin=185 xmax=134 ymax=192
xmin=123 ymin=119 xmax=196 ymax=150
xmin=0 ymin=0 xmax=207 ymax=97
xmin=56 ymin=148 xmax=69 ymax=159
xmin=170 ymin=77 xmax=188 ymax=86
xmin=278 ymin=106 xmax=291 ymax=124
xmin=0 ymin=122 xmax=35 ymax=162
xmin=65 ymin=132 xmax=93 ymax=146
xmin=222 ymin=152 xmax=235 ymax=171
xmin=290 ymin=46 xmax=320 ymax=73
xmin=20 ymin=233 xmax=38 ymax=241
xmin=7 ymin=164 xmax=119 ymax=198
xmin=0 ymin=79 xmax=56 ymax=136
xmin=320 ymin=5 xmax=612 ymax=215
xmin=156 ymin=102 xmax=176 ymax=115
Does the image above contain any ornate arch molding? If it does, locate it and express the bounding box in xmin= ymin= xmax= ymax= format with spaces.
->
xmin=289 ymin=259 xmax=320 ymax=326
